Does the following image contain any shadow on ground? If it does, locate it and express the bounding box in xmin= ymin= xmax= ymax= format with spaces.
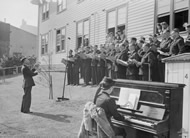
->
xmin=31 ymin=112 xmax=72 ymax=123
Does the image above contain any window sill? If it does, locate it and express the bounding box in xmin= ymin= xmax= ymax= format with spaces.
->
xmin=42 ymin=18 xmax=49 ymax=22
xmin=41 ymin=53 xmax=49 ymax=56
xmin=57 ymin=8 xmax=67 ymax=15
xmin=56 ymin=50 xmax=66 ymax=54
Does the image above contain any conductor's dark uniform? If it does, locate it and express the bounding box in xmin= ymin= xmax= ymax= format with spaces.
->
xmin=21 ymin=65 xmax=37 ymax=113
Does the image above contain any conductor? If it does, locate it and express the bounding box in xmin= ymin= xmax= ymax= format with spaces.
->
xmin=20 ymin=57 xmax=38 ymax=113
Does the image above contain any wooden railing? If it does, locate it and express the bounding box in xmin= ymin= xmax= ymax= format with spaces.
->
xmin=0 ymin=66 xmax=22 ymax=82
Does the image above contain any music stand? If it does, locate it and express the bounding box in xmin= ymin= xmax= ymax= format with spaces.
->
xmin=57 ymin=37 xmax=71 ymax=102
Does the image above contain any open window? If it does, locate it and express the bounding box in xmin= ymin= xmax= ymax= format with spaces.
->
xmin=76 ymin=19 xmax=90 ymax=49
xmin=42 ymin=2 xmax=49 ymax=21
xmin=107 ymin=5 xmax=126 ymax=39
xmin=57 ymin=0 xmax=66 ymax=13
xmin=157 ymin=14 xmax=170 ymax=35
xmin=41 ymin=33 xmax=48 ymax=55
xmin=174 ymin=10 xmax=188 ymax=32
xmin=56 ymin=27 xmax=66 ymax=53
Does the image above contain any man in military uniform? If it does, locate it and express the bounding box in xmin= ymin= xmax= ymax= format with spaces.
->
xmin=83 ymin=46 xmax=92 ymax=86
xmin=115 ymin=43 xmax=128 ymax=79
xmin=157 ymin=30 xmax=172 ymax=82
xmin=20 ymin=57 xmax=38 ymax=113
xmin=126 ymin=44 xmax=141 ymax=80
xmin=151 ymin=34 xmax=161 ymax=54
xmin=73 ymin=49 xmax=81 ymax=85
xmin=67 ymin=50 xmax=74 ymax=85
xmin=91 ymin=45 xmax=100 ymax=85
xmin=133 ymin=43 xmax=158 ymax=81
xmin=170 ymin=28 xmax=186 ymax=55
xmin=184 ymin=24 xmax=190 ymax=52
xmin=97 ymin=45 xmax=106 ymax=84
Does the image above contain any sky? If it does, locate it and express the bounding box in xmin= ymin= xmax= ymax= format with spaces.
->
xmin=0 ymin=0 xmax=38 ymax=28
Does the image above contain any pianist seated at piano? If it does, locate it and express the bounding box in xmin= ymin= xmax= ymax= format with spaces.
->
xmin=93 ymin=77 xmax=129 ymax=137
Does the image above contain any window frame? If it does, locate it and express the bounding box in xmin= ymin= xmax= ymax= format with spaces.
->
xmin=42 ymin=2 xmax=50 ymax=21
xmin=41 ymin=33 xmax=49 ymax=55
xmin=174 ymin=8 xmax=189 ymax=33
xmin=76 ymin=18 xmax=90 ymax=49
xmin=56 ymin=27 xmax=66 ymax=53
xmin=106 ymin=4 xmax=127 ymax=36
xmin=155 ymin=0 xmax=190 ymax=34
xmin=57 ymin=0 xmax=67 ymax=14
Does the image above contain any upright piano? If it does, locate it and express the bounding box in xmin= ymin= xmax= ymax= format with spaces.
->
xmin=110 ymin=79 xmax=185 ymax=138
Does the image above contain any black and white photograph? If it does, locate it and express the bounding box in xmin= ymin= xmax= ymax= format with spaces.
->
xmin=0 ymin=0 xmax=190 ymax=137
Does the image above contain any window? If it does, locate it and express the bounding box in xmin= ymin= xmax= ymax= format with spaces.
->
xmin=108 ymin=10 xmax=116 ymax=35
xmin=41 ymin=34 xmax=48 ymax=55
xmin=77 ymin=19 xmax=90 ymax=49
xmin=157 ymin=14 xmax=170 ymax=34
xmin=56 ymin=27 xmax=66 ymax=52
xmin=57 ymin=0 xmax=66 ymax=13
xmin=158 ymin=14 xmax=170 ymax=25
xmin=156 ymin=0 xmax=189 ymax=34
xmin=42 ymin=2 xmax=49 ymax=21
xmin=77 ymin=0 xmax=84 ymax=3
xmin=174 ymin=10 xmax=188 ymax=32
xmin=107 ymin=6 xmax=126 ymax=35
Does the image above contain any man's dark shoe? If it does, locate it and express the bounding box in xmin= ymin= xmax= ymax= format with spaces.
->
xmin=22 ymin=111 xmax=33 ymax=114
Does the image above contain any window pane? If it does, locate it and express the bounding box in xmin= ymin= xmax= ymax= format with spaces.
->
xmin=58 ymin=5 xmax=61 ymax=12
xmin=43 ymin=4 xmax=46 ymax=13
xmin=57 ymin=30 xmax=61 ymax=34
xmin=56 ymin=45 xmax=60 ymax=52
xmin=56 ymin=34 xmax=61 ymax=45
xmin=42 ymin=35 xmax=45 ymax=45
xmin=42 ymin=48 xmax=45 ymax=54
xmin=108 ymin=10 xmax=116 ymax=28
xmin=84 ymin=20 xmax=89 ymax=35
xmin=46 ymin=11 xmax=49 ymax=18
xmin=58 ymin=0 xmax=62 ymax=5
xmin=157 ymin=0 xmax=170 ymax=14
xmin=158 ymin=15 xmax=170 ymax=25
xmin=174 ymin=10 xmax=188 ymax=32
xmin=46 ymin=2 xmax=49 ymax=11
xmin=62 ymin=0 xmax=66 ymax=9
xmin=61 ymin=40 xmax=65 ymax=50
xmin=61 ymin=28 xmax=65 ymax=36
xmin=77 ymin=37 xmax=82 ymax=48
xmin=45 ymin=34 xmax=48 ymax=43
xmin=45 ymin=44 xmax=48 ymax=53
xmin=77 ymin=22 xmax=83 ymax=36
xmin=118 ymin=7 xmax=126 ymax=25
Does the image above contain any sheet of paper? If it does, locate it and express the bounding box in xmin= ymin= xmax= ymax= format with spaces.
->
xmin=117 ymin=88 xmax=141 ymax=110
xmin=117 ymin=88 xmax=129 ymax=106
xmin=139 ymin=105 xmax=165 ymax=120
xmin=126 ymin=93 xmax=137 ymax=109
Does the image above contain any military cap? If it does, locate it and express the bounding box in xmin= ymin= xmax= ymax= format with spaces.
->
xmin=20 ymin=57 xmax=26 ymax=64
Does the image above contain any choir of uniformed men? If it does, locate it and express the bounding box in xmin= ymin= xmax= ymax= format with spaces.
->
xmin=66 ymin=22 xmax=190 ymax=86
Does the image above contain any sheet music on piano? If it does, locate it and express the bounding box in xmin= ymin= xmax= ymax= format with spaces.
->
xmin=117 ymin=88 xmax=141 ymax=110
xmin=136 ymin=105 xmax=166 ymax=120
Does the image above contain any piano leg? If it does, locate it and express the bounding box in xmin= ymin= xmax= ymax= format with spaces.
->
xmin=136 ymin=131 xmax=153 ymax=138
xmin=154 ymin=132 xmax=168 ymax=138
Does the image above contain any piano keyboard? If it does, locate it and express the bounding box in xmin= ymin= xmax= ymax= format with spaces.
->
xmin=125 ymin=116 xmax=155 ymax=127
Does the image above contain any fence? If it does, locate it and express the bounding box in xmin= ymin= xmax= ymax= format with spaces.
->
xmin=0 ymin=66 xmax=22 ymax=82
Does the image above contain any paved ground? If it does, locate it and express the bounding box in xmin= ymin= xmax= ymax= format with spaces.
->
xmin=0 ymin=73 xmax=98 ymax=138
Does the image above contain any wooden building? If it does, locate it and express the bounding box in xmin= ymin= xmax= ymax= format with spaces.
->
xmin=31 ymin=0 xmax=190 ymax=66
xmin=163 ymin=53 xmax=190 ymax=138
